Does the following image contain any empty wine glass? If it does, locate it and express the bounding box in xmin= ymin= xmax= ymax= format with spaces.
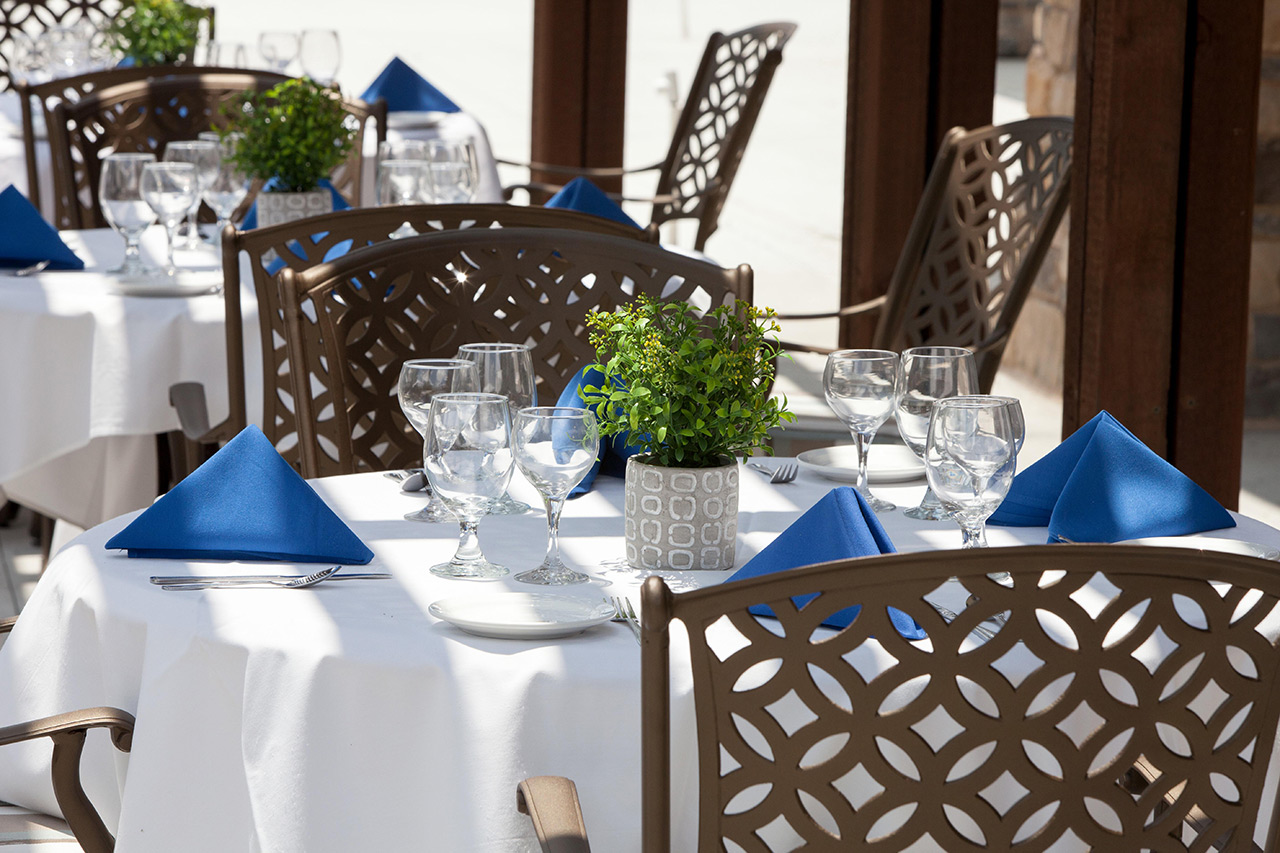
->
xmin=258 ymin=31 xmax=298 ymax=72
xmin=423 ymin=393 xmax=514 ymax=579
xmin=140 ymin=162 xmax=198 ymax=277
xmin=398 ymin=358 xmax=478 ymax=523
xmin=456 ymin=343 xmax=537 ymax=514
xmin=925 ymin=397 xmax=1017 ymax=548
xmin=513 ymin=407 xmax=599 ymax=585
xmin=377 ymin=160 xmax=432 ymax=206
xmin=200 ymin=133 xmax=249 ymax=239
xmin=299 ymin=29 xmax=341 ymax=85
xmin=99 ymin=153 xmax=157 ymax=277
xmin=378 ymin=139 xmax=430 ymax=162
xmin=896 ymin=347 xmax=978 ymax=520
xmin=426 ymin=139 xmax=478 ymax=203
xmin=824 ymin=349 xmax=901 ymax=512
xmin=207 ymin=41 xmax=249 ymax=67
xmin=162 ymin=140 xmax=220 ymax=249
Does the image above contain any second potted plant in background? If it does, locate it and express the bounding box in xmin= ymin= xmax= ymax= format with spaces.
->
xmin=583 ymin=297 xmax=792 ymax=571
xmin=222 ymin=77 xmax=356 ymax=229
xmin=107 ymin=0 xmax=207 ymax=66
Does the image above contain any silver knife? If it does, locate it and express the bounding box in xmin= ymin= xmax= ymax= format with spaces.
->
xmin=150 ymin=572 xmax=391 ymax=585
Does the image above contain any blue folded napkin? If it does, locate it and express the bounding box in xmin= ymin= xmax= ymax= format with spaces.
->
xmin=557 ymin=366 xmax=644 ymax=497
xmin=0 ymin=185 xmax=84 ymax=271
xmin=725 ymin=488 xmax=925 ymax=639
xmin=988 ymin=410 xmax=1235 ymax=543
xmin=105 ymin=425 xmax=374 ymax=564
xmin=544 ymin=177 xmax=642 ymax=230
xmin=239 ymin=178 xmax=351 ymax=231
xmin=360 ymin=57 xmax=461 ymax=113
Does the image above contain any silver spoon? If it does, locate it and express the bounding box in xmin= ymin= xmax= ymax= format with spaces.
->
xmin=162 ymin=566 xmax=340 ymax=591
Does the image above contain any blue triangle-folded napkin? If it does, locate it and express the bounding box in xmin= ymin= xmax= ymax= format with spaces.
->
xmin=239 ymin=178 xmax=351 ymax=231
xmin=557 ymin=366 xmax=644 ymax=497
xmin=725 ymin=488 xmax=925 ymax=639
xmin=988 ymin=410 xmax=1234 ymax=543
xmin=0 ymin=185 xmax=84 ymax=270
xmin=360 ymin=57 xmax=461 ymax=114
xmin=105 ymin=426 xmax=374 ymax=564
xmin=544 ymin=177 xmax=642 ymax=230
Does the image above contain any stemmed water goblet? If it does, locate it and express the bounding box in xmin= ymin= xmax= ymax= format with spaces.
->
xmin=162 ymin=140 xmax=220 ymax=249
xmin=423 ymin=393 xmax=514 ymax=579
xmin=140 ymin=162 xmax=198 ymax=277
xmin=198 ymin=132 xmax=249 ymax=239
xmin=512 ymin=407 xmax=599 ymax=585
xmin=398 ymin=358 xmax=478 ymax=522
xmin=425 ymin=139 xmax=479 ymax=203
xmin=456 ymin=343 xmax=537 ymax=514
xmin=925 ymin=396 xmax=1018 ymax=548
xmin=823 ymin=349 xmax=901 ymax=512
xmin=377 ymin=160 xmax=433 ymax=206
xmin=299 ymin=29 xmax=341 ymax=85
xmin=258 ymin=31 xmax=299 ymax=72
xmin=99 ymin=153 xmax=157 ymax=277
xmin=896 ymin=346 xmax=979 ymax=520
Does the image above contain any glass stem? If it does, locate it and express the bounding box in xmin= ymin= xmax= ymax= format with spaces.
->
xmin=542 ymin=495 xmax=566 ymax=568
xmin=960 ymin=520 xmax=989 ymax=548
xmin=854 ymin=430 xmax=872 ymax=497
xmin=919 ymin=485 xmax=942 ymax=510
xmin=164 ymin=223 xmax=177 ymax=271
xmin=186 ymin=209 xmax=199 ymax=243
xmin=124 ymin=232 xmax=142 ymax=264
xmin=452 ymin=518 xmax=483 ymax=565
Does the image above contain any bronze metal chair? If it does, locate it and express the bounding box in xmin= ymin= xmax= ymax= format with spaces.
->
xmin=779 ymin=117 xmax=1073 ymax=393
xmin=46 ymin=73 xmax=385 ymax=229
xmin=522 ymin=544 xmax=1280 ymax=852
xmin=503 ymin=22 xmax=797 ymax=252
xmin=0 ymin=1 xmax=120 ymax=92
xmin=278 ymin=227 xmax=752 ymax=477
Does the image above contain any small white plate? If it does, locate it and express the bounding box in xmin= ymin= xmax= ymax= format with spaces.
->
xmin=1116 ymin=536 xmax=1280 ymax=561
xmin=428 ymin=593 xmax=615 ymax=640
xmin=109 ymin=271 xmax=221 ymax=297
xmin=797 ymin=445 xmax=925 ymax=484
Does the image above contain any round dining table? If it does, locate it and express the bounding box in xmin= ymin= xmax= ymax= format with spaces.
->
xmin=0 ymin=456 xmax=1275 ymax=852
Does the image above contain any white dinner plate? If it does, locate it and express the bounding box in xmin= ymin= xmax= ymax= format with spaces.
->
xmin=428 ymin=593 xmax=615 ymax=640
xmin=109 ymin=270 xmax=221 ymax=297
xmin=1116 ymin=535 xmax=1280 ymax=561
xmin=796 ymin=444 xmax=925 ymax=484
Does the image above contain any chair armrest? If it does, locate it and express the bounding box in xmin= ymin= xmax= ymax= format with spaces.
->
xmin=774 ymin=294 xmax=888 ymax=322
xmin=517 ymin=776 xmax=591 ymax=853
xmin=496 ymin=158 xmax=664 ymax=178
xmin=168 ymin=382 xmax=235 ymax=446
xmin=0 ymin=707 xmax=134 ymax=752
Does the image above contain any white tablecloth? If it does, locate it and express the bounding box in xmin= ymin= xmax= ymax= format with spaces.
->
xmin=0 ymin=464 xmax=1273 ymax=852
xmin=359 ymin=111 xmax=505 ymax=207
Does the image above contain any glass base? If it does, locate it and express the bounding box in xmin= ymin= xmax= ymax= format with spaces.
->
xmin=404 ymin=497 xmax=456 ymax=523
xmin=515 ymin=565 xmax=591 ymax=585
xmin=487 ymin=492 xmax=532 ymax=515
xmin=862 ymin=491 xmax=896 ymax=513
xmin=430 ymin=557 xmax=508 ymax=580
xmin=904 ymin=503 xmax=950 ymax=521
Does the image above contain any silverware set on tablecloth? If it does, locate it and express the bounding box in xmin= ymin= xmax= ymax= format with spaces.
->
xmin=154 ymin=566 xmax=391 ymax=591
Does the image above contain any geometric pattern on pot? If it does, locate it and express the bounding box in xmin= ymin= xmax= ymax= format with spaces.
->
xmin=625 ymin=459 xmax=738 ymax=570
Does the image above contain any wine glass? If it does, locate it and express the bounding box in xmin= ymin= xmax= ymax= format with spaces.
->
xmin=513 ymin=407 xmax=599 ymax=585
xmin=823 ymin=349 xmax=901 ymax=512
xmin=207 ymin=41 xmax=248 ymax=67
xmin=425 ymin=139 xmax=478 ymax=204
xmin=456 ymin=343 xmax=537 ymax=514
xmin=99 ymin=153 xmax=158 ymax=277
xmin=200 ymin=133 xmax=249 ymax=239
xmin=162 ymin=140 xmax=220 ymax=249
xmin=896 ymin=347 xmax=978 ymax=520
xmin=140 ymin=162 xmax=198 ymax=277
xmin=925 ymin=397 xmax=1017 ymax=548
xmin=423 ymin=393 xmax=514 ymax=580
xmin=258 ymin=31 xmax=299 ymax=72
xmin=377 ymin=160 xmax=432 ymax=206
xmin=299 ymin=29 xmax=341 ymax=85
xmin=378 ymin=140 xmax=430 ymax=162
xmin=398 ymin=358 xmax=478 ymax=522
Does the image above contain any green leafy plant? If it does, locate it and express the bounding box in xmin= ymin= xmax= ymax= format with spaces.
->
xmin=106 ymin=0 xmax=204 ymax=66
xmin=582 ymin=297 xmax=793 ymax=468
xmin=221 ymin=78 xmax=356 ymax=193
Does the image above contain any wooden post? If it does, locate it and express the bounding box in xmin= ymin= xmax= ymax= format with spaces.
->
xmin=1065 ymin=0 xmax=1262 ymax=507
xmin=530 ymin=0 xmax=628 ymax=196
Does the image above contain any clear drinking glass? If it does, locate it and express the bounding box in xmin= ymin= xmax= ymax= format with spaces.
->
xmin=99 ymin=153 xmax=158 ymax=277
xmin=823 ymin=349 xmax=901 ymax=512
xmin=299 ymin=29 xmax=341 ymax=85
xmin=513 ymin=407 xmax=599 ymax=585
xmin=377 ymin=160 xmax=432 ymax=206
xmin=398 ymin=358 xmax=478 ymax=523
xmin=207 ymin=41 xmax=249 ymax=67
xmin=896 ymin=347 xmax=979 ymax=520
xmin=200 ymin=133 xmax=249 ymax=239
xmin=140 ymin=162 xmax=198 ymax=276
xmin=423 ymin=393 xmax=514 ymax=580
xmin=162 ymin=140 xmax=220 ymax=249
xmin=425 ymin=139 xmax=479 ymax=203
xmin=925 ymin=397 xmax=1017 ymax=548
xmin=378 ymin=139 xmax=430 ymax=162
xmin=258 ymin=31 xmax=299 ymax=72
xmin=456 ymin=343 xmax=537 ymax=514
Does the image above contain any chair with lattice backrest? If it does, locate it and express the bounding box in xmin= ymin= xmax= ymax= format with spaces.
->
xmin=779 ymin=117 xmax=1073 ymax=393
xmin=503 ymin=22 xmax=796 ymax=252
xmin=46 ymin=73 xmax=385 ymax=229
xmin=0 ymin=1 xmax=121 ymax=92
xmin=278 ymin=227 xmax=752 ymax=477
xmin=519 ymin=544 xmax=1280 ymax=852
xmin=16 ymin=64 xmax=283 ymax=222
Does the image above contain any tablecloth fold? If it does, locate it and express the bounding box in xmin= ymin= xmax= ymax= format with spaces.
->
xmin=360 ymin=57 xmax=461 ymax=114
xmin=0 ymin=185 xmax=84 ymax=270
xmin=544 ymin=177 xmax=641 ymax=230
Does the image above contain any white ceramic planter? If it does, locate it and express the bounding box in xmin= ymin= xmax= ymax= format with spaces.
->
xmin=623 ymin=456 xmax=739 ymax=571
xmin=256 ymin=190 xmax=332 ymax=229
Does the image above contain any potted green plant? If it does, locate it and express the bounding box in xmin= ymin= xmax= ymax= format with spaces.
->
xmin=221 ymin=78 xmax=356 ymax=228
xmin=582 ymin=297 xmax=793 ymax=570
xmin=106 ymin=0 xmax=205 ymax=66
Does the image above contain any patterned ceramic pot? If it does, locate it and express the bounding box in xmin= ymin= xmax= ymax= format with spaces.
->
xmin=256 ymin=190 xmax=332 ymax=229
xmin=624 ymin=456 xmax=738 ymax=571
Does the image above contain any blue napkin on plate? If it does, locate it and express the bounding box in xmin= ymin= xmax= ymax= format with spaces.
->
xmin=725 ymin=487 xmax=925 ymax=639
xmin=988 ymin=410 xmax=1235 ymax=543
xmin=0 ymin=185 xmax=84 ymax=271
xmin=544 ymin=177 xmax=642 ymax=230
xmin=239 ymin=178 xmax=351 ymax=231
xmin=557 ymin=366 xmax=644 ymax=497
xmin=105 ymin=425 xmax=374 ymax=564
xmin=360 ymin=57 xmax=461 ymax=113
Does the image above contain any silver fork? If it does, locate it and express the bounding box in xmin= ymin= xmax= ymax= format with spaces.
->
xmin=5 ymin=260 xmax=50 ymax=277
xmin=162 ymin=566 xmax=340 ymax=591
xmin=746 ymin=461 xmax=798 ymax=484
xmin=609 ymin=596 xmax=641 ymax=645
